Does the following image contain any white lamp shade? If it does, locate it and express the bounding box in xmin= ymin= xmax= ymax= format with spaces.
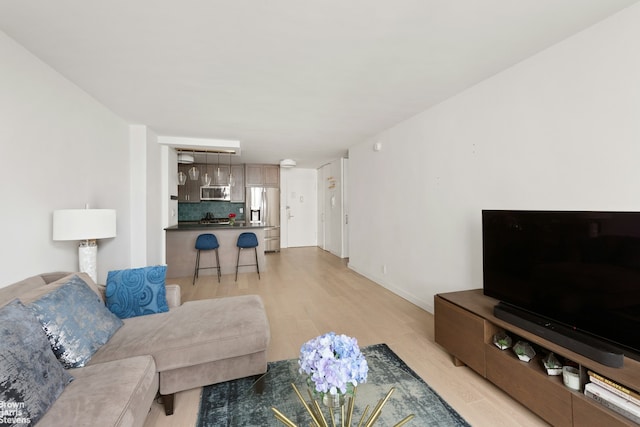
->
xmin=53 ymin=209 xmax=117 ymax=241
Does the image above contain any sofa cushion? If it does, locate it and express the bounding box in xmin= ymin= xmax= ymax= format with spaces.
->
xmin=0 ymin=300 xmax=74 ymax=425
xmin=89 ymin=295 xmax=270 ymax=372
xmin=16 ymin=272 xmax=104 ymax=304
xmin=36 ymin=356 xmax=158 ymax=427
xmin=29 ymin=275 xmax=124 ymax=368
xmin=0 ymin=275 xmax=47 ymax=307
xmin=106 ymin=265 xmax=169 ymax=319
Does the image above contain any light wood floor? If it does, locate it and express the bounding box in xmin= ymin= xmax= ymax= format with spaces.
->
xmin=144 ymin=247 xmax=548 ymax=427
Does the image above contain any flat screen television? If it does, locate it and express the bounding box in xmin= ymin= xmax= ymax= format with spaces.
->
xmin=482 ymin=210 xmax=640 ymax=367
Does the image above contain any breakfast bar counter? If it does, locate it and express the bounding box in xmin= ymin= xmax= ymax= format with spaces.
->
xmin=165 ymin=223 xmax=266 ymax=279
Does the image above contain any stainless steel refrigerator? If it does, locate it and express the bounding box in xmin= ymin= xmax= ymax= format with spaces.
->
xmin=246 ymin=187 xmax=280 ymax=252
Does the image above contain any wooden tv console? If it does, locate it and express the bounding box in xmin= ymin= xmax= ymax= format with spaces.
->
xmin=435 ymin=290 xmax=640 ymax=427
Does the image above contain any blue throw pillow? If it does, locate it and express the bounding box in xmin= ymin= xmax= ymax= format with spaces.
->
xmin=28 ymin=275 xmax=124 ymax=368
xmin=106 ymin=265 xmax=169 ymax=319
xmin=0 ymin=300 xmax=74 ymax=425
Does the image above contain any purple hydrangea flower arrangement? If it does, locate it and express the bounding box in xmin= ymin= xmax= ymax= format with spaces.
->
xmin=298 ymin=332 xmax=368 ymax=396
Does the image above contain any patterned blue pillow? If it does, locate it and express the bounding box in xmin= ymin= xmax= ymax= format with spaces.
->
xmin=28 ymin=275 xmax=124 ymax=368
xmin=0 ymin=300 xmax=74 ymax=425
xmin=106 ymin=265 xmax=169 ymax=319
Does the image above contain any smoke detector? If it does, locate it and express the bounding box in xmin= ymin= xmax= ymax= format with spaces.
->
xmin=177 ymin=153 xmax=194 ymax=164
xmin=279 ymin=159 xmax=296 ymax=168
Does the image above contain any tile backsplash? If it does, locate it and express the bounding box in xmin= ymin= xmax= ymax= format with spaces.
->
xmin=178 ymin=201 xmax=245 ymax=222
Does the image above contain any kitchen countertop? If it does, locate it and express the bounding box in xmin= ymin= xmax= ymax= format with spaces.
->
xmin=165 ymin=222 xmax=266 ymax=231
xmin=164 ymin=223 xmax=267 ymax=278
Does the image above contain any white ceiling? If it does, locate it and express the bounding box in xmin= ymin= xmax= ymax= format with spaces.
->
xmin=1 ymin=0 xmax=637 ymax=168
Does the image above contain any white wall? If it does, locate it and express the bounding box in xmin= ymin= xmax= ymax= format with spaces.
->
xmin=348 ymin=4 xmax=640 ymax=313
xmin=128 ymin=125 xmax=168 ymax=268
xmin=144 ymin=127 xmax=164 ymax=266
xmin=162 ymin=146 xmax=179 ymax=254
xmin=129 ymin=125 xmax=148 ymax=267
xmin=0 ymin=30 xmax=132 ymax=285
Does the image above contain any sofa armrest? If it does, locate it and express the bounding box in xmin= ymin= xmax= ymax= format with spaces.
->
xmin=41 ymin=271 xmax=74 ymax=284
xmin=165 ymin=284 xmax=181 ymax=308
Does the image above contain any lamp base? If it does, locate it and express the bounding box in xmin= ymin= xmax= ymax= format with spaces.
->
xmin=78 ymin=240 xmax=98 ymax=283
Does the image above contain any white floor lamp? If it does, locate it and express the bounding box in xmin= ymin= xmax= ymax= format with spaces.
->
xmin=53 ymin=208 xmax=117 ymax=283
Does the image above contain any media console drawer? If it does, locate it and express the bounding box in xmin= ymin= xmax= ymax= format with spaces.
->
xmin=434 ymin=295 xmax=485 ymax=376
xmin=572 ymin=392 xmax=637 ymax=426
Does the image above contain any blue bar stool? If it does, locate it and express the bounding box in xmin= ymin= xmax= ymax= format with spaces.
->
xmin=235 ymin=232 xmax=260 ymax=281
xmin=193 ymin=233 xmax=221 ymax=284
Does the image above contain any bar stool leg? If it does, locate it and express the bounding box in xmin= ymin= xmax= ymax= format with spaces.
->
xmin=214 ymin=248 xmax=221 ymax=282
xmin=193 ymin=249 xmax=201 ymax=285
xmin=235 ymin=248 xmax=241 ymax=281
xmin=254 ymin=247 xmax=260 ymax=279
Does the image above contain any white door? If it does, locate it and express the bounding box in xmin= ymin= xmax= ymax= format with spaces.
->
xmin=286 ymin=168 xmax=318 ymax=247
xmin=321 ymin=159 xmax=348 ymax=258
xmin=341 ymin=159 xmax=349 ymax=258
xmin=317 ymin=164 xmax=327 ymax=250
xmin=325 ymin=161 xmax=341 ymax=256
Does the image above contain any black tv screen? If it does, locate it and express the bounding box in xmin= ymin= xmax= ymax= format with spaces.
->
xmin=482 ymin=210 xmax=640 ymax=359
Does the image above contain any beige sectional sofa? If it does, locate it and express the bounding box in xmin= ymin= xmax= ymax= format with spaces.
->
xmin=0 ymin=272 xmax=271 ymax=426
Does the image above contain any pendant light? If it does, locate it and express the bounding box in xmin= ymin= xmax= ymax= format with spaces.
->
xmin=228 ymin=153 xmax=234 ymax=186
xmin=177 ymin=171 xmax=187 ymax=185
xmin=201 ymin=152 xmax=211 ymax=186
xmin=188 ymin=151 xmax=199 ymax=181
xmin=188 ymin=167 xmax=199 ymax=181
xmin=216 ymin=154 xmax=221 ymax=179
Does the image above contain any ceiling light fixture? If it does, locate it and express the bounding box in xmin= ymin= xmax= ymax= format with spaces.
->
xmin=177 ymin=153 xmax=194 ymax=164
xmin=160 ymin=136 xmax=241 ymax=156
xmin=280 ymin=159 xmax=296 ymax=168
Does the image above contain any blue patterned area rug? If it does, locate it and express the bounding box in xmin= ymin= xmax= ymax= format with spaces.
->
xmin=197 ymin=343 xmax=470 ymax=427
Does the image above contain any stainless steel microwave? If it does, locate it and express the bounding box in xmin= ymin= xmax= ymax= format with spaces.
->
xmin=200 ymin=186 xmax=230 ymax=201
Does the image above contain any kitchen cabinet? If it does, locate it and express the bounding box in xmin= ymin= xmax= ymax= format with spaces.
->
xmin=230 ymin=165 xmax=244 ymax=202
xmin=245 ymin=164 xmax=264 ymax=187
xmin=178 ymin=164 xmax=200 ymax=202
xmin=245 ymin=164 xmax=279 ymax=187
xmin=264 ymin=165 xmax=279 ymax=187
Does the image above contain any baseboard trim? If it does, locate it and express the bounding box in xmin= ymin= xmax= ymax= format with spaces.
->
xmin=347 ymin=262 xmax=434 ymax=313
